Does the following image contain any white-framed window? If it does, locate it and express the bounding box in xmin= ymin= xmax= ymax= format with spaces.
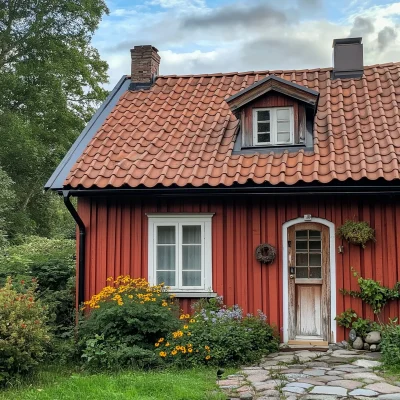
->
xmin=252 ymin=107 xmax=294 ymax=146
xmin=147 ymin=214 xmax=213 ymax=293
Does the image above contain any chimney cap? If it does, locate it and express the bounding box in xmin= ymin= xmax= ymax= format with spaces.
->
xmin=332 ymin=37 xmax=362 ymax=47
xmin=130 ymin=45 xmax=159 ymax=52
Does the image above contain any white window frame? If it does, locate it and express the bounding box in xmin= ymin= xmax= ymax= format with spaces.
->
xmin=147 ymin=213 xmax=213 ymax=293
xmin=252 ymin=107 xmax=294 ymax=146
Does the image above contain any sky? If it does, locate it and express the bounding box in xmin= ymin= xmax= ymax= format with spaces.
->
xmin=92 ymin=0 xmax=400 ymax=88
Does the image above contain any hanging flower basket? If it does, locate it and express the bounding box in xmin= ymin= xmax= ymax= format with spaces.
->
xmin=337 ymin=220 xmax=375 ymax=248
xmin=255 ymin=244 xmax=276 ymax=265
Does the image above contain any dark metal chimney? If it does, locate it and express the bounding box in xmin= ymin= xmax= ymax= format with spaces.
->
xmin=332 ymin=38 xmax=363 ymax=79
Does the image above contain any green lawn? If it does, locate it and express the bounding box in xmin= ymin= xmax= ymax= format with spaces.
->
xmin=0 ymin=366 xmax=228 ymax=400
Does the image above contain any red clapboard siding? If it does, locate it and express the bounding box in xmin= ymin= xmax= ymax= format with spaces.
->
xmin=77 ymin=196 xmax=400 ymax=342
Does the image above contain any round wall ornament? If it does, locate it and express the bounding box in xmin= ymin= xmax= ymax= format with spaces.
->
xmin=255 ymin=243 xmax=276 ymax=265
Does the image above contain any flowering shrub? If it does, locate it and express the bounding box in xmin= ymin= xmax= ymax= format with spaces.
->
xmin=155 ymin=297 xmax=279 ymax=367
xmin=78 ymin=276 xmax=180 ymax=370
xmin=0 ymin=278 xmax=51 ymax=384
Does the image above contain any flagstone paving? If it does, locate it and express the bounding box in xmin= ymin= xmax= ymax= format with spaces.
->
xmin=217 ymin=348 xmax=400 ymax=399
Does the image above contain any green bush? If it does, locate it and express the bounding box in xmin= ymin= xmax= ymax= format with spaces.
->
xmin=381 ymin=319 xmax=400 ymax=370
xmin=335 ymin=309 xmax=381 ymax=339
xmin=78 ymin=277 xmax=180 ymax=370
xmin=0 ymin=236 xmax=76 ymax=334
xmin=155 ymin=298 xmax=279 ymax=367
xmin=0 ymin=278 xmax=51 ymax=384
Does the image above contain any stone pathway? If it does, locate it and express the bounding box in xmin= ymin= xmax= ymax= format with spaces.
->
xmin=218 ymin=348 xmax=400 ymax=399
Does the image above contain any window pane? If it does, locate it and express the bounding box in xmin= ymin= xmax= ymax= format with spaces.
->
xmin=277 ymin=121 xmax=290 ymax=132
xmin=277 ymin=109 xmax=290 ymax=120
xmin=257 ymin=122 xmax=270 ymax=133
xmin=182 ymin=245 xmax=201 ymax=270
xmin=157 ymin=246 xmax=176 ymax=270
xmin=296 ymin=240 xmax=308 ymax=251
xmin=296 ymin=230 xmax=307 ymax=238
xmin=182 ymin=226 xmax=201 ymax=244
xmin=309 ymin=241 xmax=321 ymax=251
xmin=257 ymin=110 xmax=270 ymax=121
xmin=309 ymin=253 xmax=321 ymax=266
xmin=277 ymin=132 xmax=291 ymax=143
xmin=157 ymin=271 xmax=175 ymax=286
xmin=310 ymin=267 xmax=322 ymax=279
xmin=182 ymin=271 xmax=201 ymax=286
xmin=257 ymin=133 xmax=270 ymax=143
xmin=309 ymin=230 xmax=321 ymax=239
xmin=296 ymin=253 xmax=308 ymax=266
xmin=157 ymin=226 xmax=175 ymax=244
xmin=296 ymin=267 xmax=308 ymax=278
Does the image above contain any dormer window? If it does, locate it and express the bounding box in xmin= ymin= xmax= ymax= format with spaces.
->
xmin=253 ymin=107 xmax=294 ymax=146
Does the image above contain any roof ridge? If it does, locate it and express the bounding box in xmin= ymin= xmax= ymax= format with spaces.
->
xmin=147 ymin=61 xmax=400 ymax=79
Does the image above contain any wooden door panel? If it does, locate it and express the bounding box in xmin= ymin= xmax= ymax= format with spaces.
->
xmin=287 ymin=222 xmax=330 ymax=342
xmin=296 ymin=285 xmax=322 ymax=337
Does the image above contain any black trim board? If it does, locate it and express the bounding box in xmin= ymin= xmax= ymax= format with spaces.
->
xmin=44 ymin=76 xmax=131 ymax=190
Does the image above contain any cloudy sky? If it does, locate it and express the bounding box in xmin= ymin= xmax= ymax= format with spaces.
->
xmin=93 ymin=0 xmax=400 ymax=88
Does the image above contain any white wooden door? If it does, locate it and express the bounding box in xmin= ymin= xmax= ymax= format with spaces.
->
xmin=287 ymin=223 xmax=330 ymax=342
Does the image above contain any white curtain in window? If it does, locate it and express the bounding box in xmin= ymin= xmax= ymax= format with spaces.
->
xmin=156 ymin=226 xmax=176 ymax=286
xmin=182 ymin=225 xmax=201 ymax=286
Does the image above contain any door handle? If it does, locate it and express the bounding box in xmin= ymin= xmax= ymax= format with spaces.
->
xmin=290 ymin=274 xmax=295 ymax=279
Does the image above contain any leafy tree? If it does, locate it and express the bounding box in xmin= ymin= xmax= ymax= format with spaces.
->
xmin=0 ymin=0 xmax=109 ymax=237
xmin=0 ymin=166 xmax=15 ymax=248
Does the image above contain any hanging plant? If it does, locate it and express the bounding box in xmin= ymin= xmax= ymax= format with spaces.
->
xmin=255 ymin=244 xmax=276 ymax=265
xmin=337 ymin=220 xmax=375 ymax=248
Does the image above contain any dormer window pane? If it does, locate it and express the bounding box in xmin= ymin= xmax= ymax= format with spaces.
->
xmin=253 ymin=107 xmax=293 ymax=146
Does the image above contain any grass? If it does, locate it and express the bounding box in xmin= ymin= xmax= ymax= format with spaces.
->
xmin=0 ymin=366 xmax=228 ymax=400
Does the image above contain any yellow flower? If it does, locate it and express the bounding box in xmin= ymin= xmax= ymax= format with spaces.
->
xmin=188 ymin=348 xmax=193 ymax=353
xmin=158 ymin=338 xmax=164 ymax=343
xmin=185 ymin=314 xmax=190 ymax=318
xmin=183 ymin=325 xmax=188 ymax=329
xmin=179 ymin=315 xmax=186 ymax=320
xmin=171 ymin=350 xmax=177 ymax=355
xmin=205 ymin=355 xmax=211 ymax=360
xmin=175 ymin=345 xmax=180 ymax=350
xmin=165 ymin=342 xmax=170 ymax=347
xmin=155 ymin=343 xmax=160 ymax=347
xmin=187 ymin=332 xmax=192 ymax=336
xmin=189 ymin=319 xmax=196 ymax=323
xmin=187 ymin=343 xmax=192 ymax=347
xmin=205 ymin=346 xmax=210 ymax=350
xmin=162 ymin=301 xmax=168 ymax=307
xmin=159 ymin=351 xmax=167 ymax=357
xmin=128 ymin=295 xmax=133 ymax=299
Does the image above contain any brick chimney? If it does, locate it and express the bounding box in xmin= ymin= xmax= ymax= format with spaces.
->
xmin=130 ymin=45 xmax=160 ymax=85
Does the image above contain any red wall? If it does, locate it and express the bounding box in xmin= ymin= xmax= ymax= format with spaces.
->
xmin=77 ymin=195 xmax=400 ymax=342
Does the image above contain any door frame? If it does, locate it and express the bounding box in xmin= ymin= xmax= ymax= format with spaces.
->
xmin=282 ymin=217 xmax=336 ymax=343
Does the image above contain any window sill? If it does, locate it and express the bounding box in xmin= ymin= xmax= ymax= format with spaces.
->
xmin=170 ymin=292 xmax=218 ymax=298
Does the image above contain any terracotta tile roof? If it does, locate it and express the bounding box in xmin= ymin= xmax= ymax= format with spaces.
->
xmin=65 ymin=62 xmax=400 ymax=188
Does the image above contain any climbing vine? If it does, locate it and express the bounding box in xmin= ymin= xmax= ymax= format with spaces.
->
xmin=340 ymin=268 xmax=400 ymax=315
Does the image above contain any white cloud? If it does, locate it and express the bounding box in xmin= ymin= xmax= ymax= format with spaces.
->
xmin=93 ymin=1 xmax=400 ymax=89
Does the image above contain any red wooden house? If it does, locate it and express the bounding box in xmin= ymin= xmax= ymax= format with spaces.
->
xmin=46 ymin=38 xmax=400 ymax=344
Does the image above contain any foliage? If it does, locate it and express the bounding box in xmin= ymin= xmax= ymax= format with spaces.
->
xmin=78 ymin=277 xmax=180 ymax=370
xmin=335 ymin=309 xmax=358 ymax=329
xmin=381 ymin=319 xmax=400 ymax=370
xmin=0 ymin=236 xmax=76 ymax=334
xmin=155 ymin=299 xmax=279 ymax=367
xmin=0 ymin=278 xmax=51 ymax=384
xmin=81 ymin=334 xmax=160 ymax=371
xmin=0 ymin=166 xmax=16 ymax=248
xmin=0 ymin=366 xmax=228 ymax=400
xmin=0 ymin=0 xmax=109 ymax=238
xmin=337 ymin=220 xmax=375 ymax=248
xmin=335 ymin=309 xmax=381 ymax=339
xmin=340 ymin=268 xmax=400 ymax=314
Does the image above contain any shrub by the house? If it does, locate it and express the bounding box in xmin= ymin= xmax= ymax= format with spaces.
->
xmin=155 ymin=297 xmax=279 ymax=367
xmin=78 ymin=276 xmax=180 ymax=370
xmin=381 ymin=320 xmax=400 ymax=371
xmin=0 ymin=278 xmax=51 ymax=384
